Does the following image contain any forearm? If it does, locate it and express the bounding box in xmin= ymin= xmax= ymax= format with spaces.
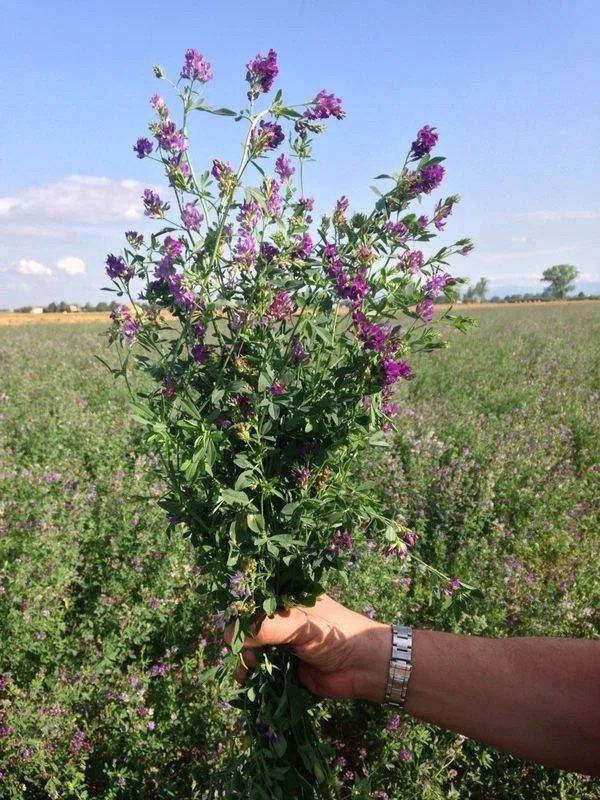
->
xmin=403 ymin=630 xmax=600 ymax=776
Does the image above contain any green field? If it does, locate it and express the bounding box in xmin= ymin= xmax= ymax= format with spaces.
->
xmin=0 ymin=303 xmax=598 ymax=799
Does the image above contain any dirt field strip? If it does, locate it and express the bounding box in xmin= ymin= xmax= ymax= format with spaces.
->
xmin=1 ymin=300 xmax=597 ymax=327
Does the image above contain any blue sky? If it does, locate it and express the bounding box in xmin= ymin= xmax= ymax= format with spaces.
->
xmin=1 ymin=0 xmax=599 ymax=307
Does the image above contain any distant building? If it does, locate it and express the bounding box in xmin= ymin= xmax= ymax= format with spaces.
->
xmin=30 ymin=307 xmax=44 ymax=314
xmin=68 ymin=304 xmax=80 ymax=312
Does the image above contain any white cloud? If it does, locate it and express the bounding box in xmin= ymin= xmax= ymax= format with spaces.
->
xmin=17 ymin=259 xmax=52 ymax=276
xmin=510 ymin=236 xmax=529 ymax=244
xmin=0 ymin=175 xmax=150 ymax=225
xmin=56 ymin=256 xmax=86 ymax=274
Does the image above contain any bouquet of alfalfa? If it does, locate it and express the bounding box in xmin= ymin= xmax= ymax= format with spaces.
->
xmin=104 ymin=47 xmax=473 ymax=799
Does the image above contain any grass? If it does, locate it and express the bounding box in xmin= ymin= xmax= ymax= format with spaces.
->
xmin=0 ymin=303 xmax=598 ymax=799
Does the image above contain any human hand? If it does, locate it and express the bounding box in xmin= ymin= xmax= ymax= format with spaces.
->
xmin=225 ymin=595 xmax=391 ymax=703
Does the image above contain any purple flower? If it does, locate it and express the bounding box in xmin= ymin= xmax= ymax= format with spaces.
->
xmin=381 ymin=358 xmax=413 ymax=386
xmin=0 ymin=724 xmax=12 ymax=738
xmin=157 ymin=121 xmax=187 ymax=154
xmin=110 ymin=305 xmax=139 ymax=343
xmin=251 ymin=120 xmax=284 ymax=153
xmin=166 ymin=273 xmax=196 ymax=310
xmin=417 ymin=298 xmax=435 ymax=324
xmin=423 ymin=272 xmax=451 ymax=296
xmin=381 ymin=399 xmax=398 ymax=417
xmin=69 ymin=729 xmax=93 ymax=756
xmin=245 ymin=49 xmax=278 ymax=100
xmin=399 ymin=748 xmax=412 ymax=762
xmin=266 ymin=291 xmax=295 ymax=322
xmin=233 ymin=230 xmax=258 ymax=269
xmin=386 ymin=714 xmax=401 ymax=733
xmin=133 ymin=137 xmax=153 ymax=159
xmin=270 ymin=380 xmax=286 ymax=395
xmin=330 ymin=529 xmax=353 ymax=555
xmin=263 ymin=179 xmax=282 ymax=218
xmin=384 ymin=220 xmax=408 ymax=240
xmin=324 ymin=242 xmax=343 ymax=279
xmin=180 ymin=49 xmax=213 ymax=82
xmin=294 ymin=466 xmax=311 ymax=488
xmin=191 ymin=343 xmax=210 ymax=364
xmin=410 ymin=125 xmax=438 ymax=159
xmin=362 ymin=605 xmax=375 ymax=619
xmin=433 ymin=198 xmax=455 ymax=231
xmin=154 ymin=256 xmax=175 ymax=280
xmin=150 ymin=93 xmax=167 ymax=114
xmin=305 ymin=90 xmax=345 ymax=120
xmin=405 ymin=531 xmax=418 ymax=548
xmin=334 ymin=195 xmax=349 ymax=224
xmin=404 ymin=250 xmax=424 ymax=274
xmin=413 ymin=164 xmax=445 ymax=194
xmin=237 ymin=200 xmax=261 ymax=231
xmin=275 ymin=153 xmax=295 ymax=181
xmin=289 ymin=334 xmax=306 ymax=363
xmin=356 ymin=317 xmax=393 ymax=353
xmin=337 ymin=271 xmax=369 ymax=304
xmin=181 ymin=203 xmax=203 ymax=230
xmin=125 ymin=230 xmax=144 ymax=248
xmin=229 ymin=571 xmax=251 ymax=600
xmin=149 ymin=663 xmax=168 ymax=677
xmin=142 ymin=188 xmax=169 ymax=218
xmin=229 ymin=309 xmax=247 ymax=332
xmin=298 ymin=196 xmax=314 ymax=212
xmin=260 ymin=241 xmax=279 ymax=263
xmin=292 ymin=232 xmax=313 ymax=259
xmin=161 ymin=236 xmax=184 ymax=259
xmin=209 ymin=160 xmax=231 ymax=186
xmin=105 ymin=254 xmax=133 ymax=281
xmin=0 ymin=674 xmax=11 ymax=691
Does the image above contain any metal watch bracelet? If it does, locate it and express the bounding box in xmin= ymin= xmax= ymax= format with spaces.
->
xmin=384 ymin=624 xmax=413 ymax=708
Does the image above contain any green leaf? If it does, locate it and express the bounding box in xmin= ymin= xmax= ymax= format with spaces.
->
xmin=368 ymin=432 xmax=391 ymax=448
xmin=230 ymin=618 xmax=243 ymax=655
xmin=281 ymin=502 xmax=300 ymax=517
xmin=218 ymin=489 xmax=251 ymax=507
xmin=277 ymin=106 xmax=302 ymax=119
xmin=234 ymin=471 xmax=254 ymax=491
xmin=246 ymin=513 xmax=265 ymax=533
xmin=212 ymin=107 xmax=238 ymax=116
xmin=262 ymin=596 xmax=277 ymax=616
xmin=211 ymin=387 xmax=224 ymax=406
xmin=258 ymin=370 xmax=273 ymax=392
xmin=234 ymin=453 xmax=254 ymax=470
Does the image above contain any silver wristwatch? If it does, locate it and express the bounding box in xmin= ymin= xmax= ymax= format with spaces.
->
xmin=384 ymin=625 xmax=413 ymax=708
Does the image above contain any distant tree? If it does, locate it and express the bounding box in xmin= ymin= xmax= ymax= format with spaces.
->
xmin=472 ymin=277 xmax=489 ymax=302
xmin=463 ymin=277 xmax=489 ymax=303
xmin=14 ymin=306 xmax=33 ymax=313
xmin=541 ymin=264 xmax=579 ymax=299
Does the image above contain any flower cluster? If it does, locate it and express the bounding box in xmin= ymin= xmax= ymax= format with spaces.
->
xmin=105 ymin=45 xmax=472 ymax=799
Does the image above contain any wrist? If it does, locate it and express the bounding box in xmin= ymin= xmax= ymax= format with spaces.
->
xmin=352 ymin=622 xmax=392 ymax=703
